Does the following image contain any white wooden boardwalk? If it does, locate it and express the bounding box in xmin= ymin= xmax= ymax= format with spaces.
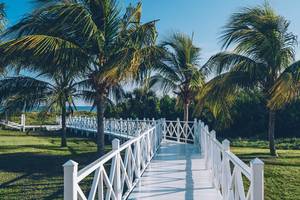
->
xmin=128 ymin=140 xmax=222 ymax=200
xmin=62 ymin=118 xmax=264 ymax=200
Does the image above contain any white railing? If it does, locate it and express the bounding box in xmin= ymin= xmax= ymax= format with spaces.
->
xmin=63 ymin=119 xmax=163 ymax=200
xmin=0 ymin=114 xmax=61 ymax=132
xmin=67 ymin=116 xmax=155 ymax=138
xmin=63 ymin=118 xmax=264 ymax=200
xmin=162 ymin=118 xmax=197 ymax=143
xmin=195 ymin=120 xmax=264 ymax=200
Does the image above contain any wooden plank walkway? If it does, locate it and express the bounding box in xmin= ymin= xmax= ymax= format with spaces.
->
xmin=128 ymin=140 xmax=222 ymax=200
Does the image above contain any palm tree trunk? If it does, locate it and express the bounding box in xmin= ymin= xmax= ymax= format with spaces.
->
xmin=183 ymin=102 xmax=189 ymax=122
xmin=96 ymin=94 xmax=105 ymax=156
xmin=61 ymin=102 xmax=67 ymax=147
xmin=268 ymin=109 xmax=277 ymax=156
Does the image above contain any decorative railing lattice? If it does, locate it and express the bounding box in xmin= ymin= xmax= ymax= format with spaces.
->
xmin=162 ymin=119 xmax=196 ymax=143
xmin=194 ymin=121 xmax=264 ymax=200
xmin=63 ymin=118 xmax=264 ymax=200
xmin=66 ymin=117 xmax=155 ymax=138
xmin=64 ymin=119 xmax=163 ymax=200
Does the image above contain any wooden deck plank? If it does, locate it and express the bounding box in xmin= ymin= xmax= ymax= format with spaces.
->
xmin=128 ymin=140 xmax=222 ymax=200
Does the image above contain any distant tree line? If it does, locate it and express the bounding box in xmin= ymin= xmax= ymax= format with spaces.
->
xmin=104 ymin=88 xmax=300 ymax=139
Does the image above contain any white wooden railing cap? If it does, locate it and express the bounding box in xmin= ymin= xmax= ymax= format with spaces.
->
xmin=63 ymin=160 xmax=78 ymax=168
xmin=251 ymin=158 xmax=264 ymax=166
xmin=210 ymin=130 xmax=216 ymax=138
xmin=222 ymin=139 xmax=230 ymax=151
xmin=112 ymin=139 xmax=120 ymax=150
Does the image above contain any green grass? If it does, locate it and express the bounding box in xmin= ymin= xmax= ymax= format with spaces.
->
xmin=231 ymin=146 xmax=300 ymax=200
xmin=0 ymin=128 xmax=299 ymax=200
xmin=230 ymin=137 xmax=300 ymax=150
xmin=0 ymin=129 xmax=111 ymax=200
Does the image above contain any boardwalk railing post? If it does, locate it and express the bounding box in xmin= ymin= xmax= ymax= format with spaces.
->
xmin=63 ymin=160 xmax=78 ymax=200
xmin=250 ymin=158 xmax=264 ymax=200
xmin=221 ymin=139 xmax=230 ymax=199
xmin=21 ymin=114 xmax=26 ymax=132
xmin=112 ymin=139 xmax=121 ymax=200
xmin=135 ymin=139 xmax=141 ymax=178
xmin=163 ymin=118 xmax=166 ymax=140
xmin=176 ymin=118 xmax=180 ymax=142
xmin=210 ymin=130 xmax=216 ymax=169
xmin=193 ymin=119 xmax=197 ymax=145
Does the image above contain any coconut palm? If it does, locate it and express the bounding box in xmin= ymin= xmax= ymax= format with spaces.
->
xmin=0 ymin=0 xmax=159 ymax=155
xmin=0 ymin=65 xmax=82 ymax=147
xmin=150 ymin=33 xmax=206 ymax=122
xmin=199 ymin=4 xmax=297 ymax=156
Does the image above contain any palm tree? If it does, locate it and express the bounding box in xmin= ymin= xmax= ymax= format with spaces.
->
xmin=199 ymin=4 xmax=297 ymax=156
xmin=150 ymin=33 xmax=205 ymax=122
xmin=0 ymin=68 xmax=81 ymax=147
xmin=0 ymin=0 xmax=159 ymax=155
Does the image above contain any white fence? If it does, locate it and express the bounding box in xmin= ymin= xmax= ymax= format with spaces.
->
xmin=66 ymin=117 xmax=156 ymax=138
xmin=195 ymin=121 xmax=264 ymax=200
xmin=63 ymin=118 xmax=264 ymax=200
xmin=64 ymin=119 xmax=163 ymax=200
xmin=162 ymin=119 xmax=197 ymax=143
xmin=0 ymin=114 xmax=61 ymax=132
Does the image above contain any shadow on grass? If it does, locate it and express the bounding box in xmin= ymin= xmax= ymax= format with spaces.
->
xmin=0 ymin=150 xmax=97 ymax=199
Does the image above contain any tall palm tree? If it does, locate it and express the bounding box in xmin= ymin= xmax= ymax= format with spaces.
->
xmin=199 ymin=4 xmax=297 ymax=156
xmin=150 ymin=33 xmax=206 ymax=122
xmin=0 ymin=0 xmax=159 ymax=155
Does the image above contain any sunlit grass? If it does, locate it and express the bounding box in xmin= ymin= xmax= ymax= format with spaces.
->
xmin=232 ymin=146 xmax=300 ymax=200
xmin=0 ymin=129 xmax=111 ymax=200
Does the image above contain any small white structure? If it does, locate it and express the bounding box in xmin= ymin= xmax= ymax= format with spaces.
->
xmin=63 ymin=118 xmax=264 ymax=200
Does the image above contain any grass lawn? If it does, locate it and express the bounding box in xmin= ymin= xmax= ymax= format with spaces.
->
xmin=231 ymin=147 xmax=300 ymax=200
xmin=0 ymin=129 xmax=111 ymax=200
xmin=0 ymin=128 xmax=299 ymax=200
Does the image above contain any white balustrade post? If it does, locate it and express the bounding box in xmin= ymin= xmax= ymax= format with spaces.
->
xmin=127 ymin=118 xmax=129 ymax=137
xmin=120 ymin=118 xmax=123 ymax=134
xmin=160 ymin=119 xmax=163 ymax=142
xmin=135 ymin=139 xmax=141 ymax=178
xmin=199 ymin=121 xmax=204 ymax=154
xmin=21 ymin=114 xmax=26 ymax=132
xmin=193 ymin=118 xmax=197 ymax=145
xmin=222 ymin=139 xmax=230 ymax=199
xmin=63 ymin=160 xmax=78 ymax=200
xmin=163 ymin=118 xmax=166 ymax=140
xmin=176 ymin=118 xmax=180 ymax=142
xmin=112 ymin=139 xmax=121 ymax=200
xmin=250 ymin=158 xmax=264 ymax=200
xmin=210 ymin=130 xmax=216 ymax=169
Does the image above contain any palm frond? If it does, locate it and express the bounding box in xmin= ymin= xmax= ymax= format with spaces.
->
xmin=0 ymin=35 xmax=90 ymax=73
xmin=269 ymin=60 xmax=300 ymax=109
xmin=0 ymin=76 xmax=53 ymax=113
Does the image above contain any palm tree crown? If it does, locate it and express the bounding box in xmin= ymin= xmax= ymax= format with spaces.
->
xmin=151 ymin=32 xmax=205 ymax=121
xmin=200 ymin=4 xmax=298 ymax=156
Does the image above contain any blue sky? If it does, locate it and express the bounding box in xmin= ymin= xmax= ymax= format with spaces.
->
xmin=2 ymin=0 xmax=300 ymax=105
xmin=3 ymin=0 xmax=300 ymax=62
